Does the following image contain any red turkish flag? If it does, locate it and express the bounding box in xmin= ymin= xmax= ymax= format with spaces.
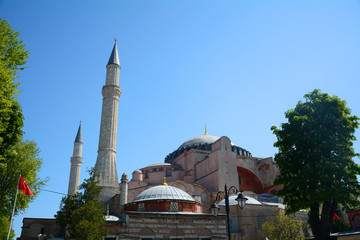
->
xmin=333 ymin=213 xmax=340 ymax=220
xmin=18 ymin=176 xmax=34 ymax=196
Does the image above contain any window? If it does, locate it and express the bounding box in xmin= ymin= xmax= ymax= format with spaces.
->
xmin=139 ymin=228 xmax=155 ymax=239
xmin=170 ymin=202 xmax=178 ymax=212
xmin=201 ymin=192 xmax=207 ymax=203
xmin=138 ymin=203 xmax=144 ymax=211
xmin=238 ymin=175 xmax=242 ymax=185
xmin=246 ymin=179 xmax=250 ymax=186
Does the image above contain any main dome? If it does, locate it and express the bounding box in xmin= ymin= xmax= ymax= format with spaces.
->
xmin=133 ymin=185 xmax=195 ymax=202
xmin=165 ymin=134 xmax=252 ymax=163
xmin=178 ymin=134 xmax=221 ymax=149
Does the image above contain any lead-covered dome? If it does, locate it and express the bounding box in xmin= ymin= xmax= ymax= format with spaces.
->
xmin=179 ymin=134 xmax=221 ymax=149
xmin=165 ymin=134 xmax=252 ymax=163
xmin=133 ymin=185 xmax=195 ymax=202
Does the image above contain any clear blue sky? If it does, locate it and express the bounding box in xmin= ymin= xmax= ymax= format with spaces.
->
xmin=1 ymin=0 xmax=360 ymax=238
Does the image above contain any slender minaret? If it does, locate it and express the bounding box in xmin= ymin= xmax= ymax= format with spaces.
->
xmin=68 ymin=122 xmax=83 ymax=196
xmin=95 ymin=40 xmax=121 ymax=202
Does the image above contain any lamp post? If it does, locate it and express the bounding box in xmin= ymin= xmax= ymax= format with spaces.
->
xmin=210 ymin=185 xmax=247 ymax=240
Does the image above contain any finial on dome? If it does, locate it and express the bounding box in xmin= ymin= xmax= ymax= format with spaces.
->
xmin=205 ymin=124 xmax=208 ymax=135
xmin=162 ymin=177 xmax=168 ymax=186
xmin=114 ymin=37 xmax=117 ymax=43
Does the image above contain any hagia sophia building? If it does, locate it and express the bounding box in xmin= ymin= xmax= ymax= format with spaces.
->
xmin=19 ymin=41 xmax=291 ymax=240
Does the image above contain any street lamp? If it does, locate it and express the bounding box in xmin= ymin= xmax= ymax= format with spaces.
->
xmin=210 ymin=185 xmax=247 ymax=240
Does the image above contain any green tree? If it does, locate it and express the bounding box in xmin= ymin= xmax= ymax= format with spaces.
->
xmin=271 ymin=89 xmax=360 ymax=240
xmin=57 ymin=168 xmax=107 ymax=240
xmin=0 ymin=18 xmax=45 ymax=239
xmin=0 ymin=216 xmax=14 ymax=240
xmin=261 ymin=214 xmax=304 ymax=240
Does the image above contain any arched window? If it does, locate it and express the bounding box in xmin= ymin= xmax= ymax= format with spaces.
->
xmin=139 ymin=227 xmax=155 ymax=240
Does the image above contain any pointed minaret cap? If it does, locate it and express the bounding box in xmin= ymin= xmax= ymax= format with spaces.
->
xmin=75 ymin=121 xmax=83 ymax=143
xmin=107 ymin=39 xmax=120 ymax=67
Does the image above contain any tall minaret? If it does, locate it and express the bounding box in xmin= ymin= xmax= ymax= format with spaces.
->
xmin=95 ymin=40 xmax=121 ymax=202
xmin=68 ymin=122 xmax=83 ymax=196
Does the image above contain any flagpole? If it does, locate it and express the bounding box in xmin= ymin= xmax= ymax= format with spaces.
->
xmin=7 ymin=175 xmax=20 ymax=240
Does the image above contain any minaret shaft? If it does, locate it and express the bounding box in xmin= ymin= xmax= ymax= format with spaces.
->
xmin=68 ymin=124 xmax=83 ymax=196
xmin=95 ymin=42 xmax=121 ymax=202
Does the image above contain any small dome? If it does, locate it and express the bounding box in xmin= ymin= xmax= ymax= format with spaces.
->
xmin=105 ymin=215 xmax=119 ymax=221
xmin=179 ymin=134 xmax=220 ymax=149
xmin=133 ymin=185 xmax=195 ymax=202
xmin=218 ymin=194 xmax=262 ymax=206
xmin=145 ymin=163 xmax=171 ymax=168
xmin=133 ymin=169 xmax=142 ymax=174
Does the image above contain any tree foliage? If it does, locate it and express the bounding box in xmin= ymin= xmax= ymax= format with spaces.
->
xmin=57 ymin=168 xmax=107 ymax=240
xmin=271 ymin=89 xmax=360 ymax=240
xmin=0 ymin=140 xmax=44 ymax=218
xmin=0 ymin=18 xmax=28 ymax=160
xmin=0 ymin=18 xmax=45 ymax=238
xmin=261 ymin=214 xmax=304 ymax=240
xmin=0 ymin=216 xmax=14 ymax=240
xmin=330 ymin=218 xmax=351 ymax=233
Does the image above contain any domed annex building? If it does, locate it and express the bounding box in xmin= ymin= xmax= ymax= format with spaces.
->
xmin=18 ymin=42 xmax=285 ymax=240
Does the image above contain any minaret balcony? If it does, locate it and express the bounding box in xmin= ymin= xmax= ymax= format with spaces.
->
xmin=102 ymin=85 xmax=121 ymax=97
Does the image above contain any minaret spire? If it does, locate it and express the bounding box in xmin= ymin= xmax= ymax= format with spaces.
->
xmin=107 ymin=39 xmax=120 ymax=67
xmin=95 ymin=41 xmax=122 ymax=201
xmin=68 ymin=121 xmax=83 ymax=196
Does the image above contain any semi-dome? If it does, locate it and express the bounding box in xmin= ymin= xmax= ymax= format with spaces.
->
xmin=133 ymin=185 xmax=195 ymax=202
xmin=179 ymin=134 xmax=221 ymax=149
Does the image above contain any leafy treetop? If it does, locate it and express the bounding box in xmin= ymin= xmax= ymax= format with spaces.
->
xmin=272 ymin=89 xmax=360 ymax=213
xmin=57 ymin=168 xmax=107 ymax=240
